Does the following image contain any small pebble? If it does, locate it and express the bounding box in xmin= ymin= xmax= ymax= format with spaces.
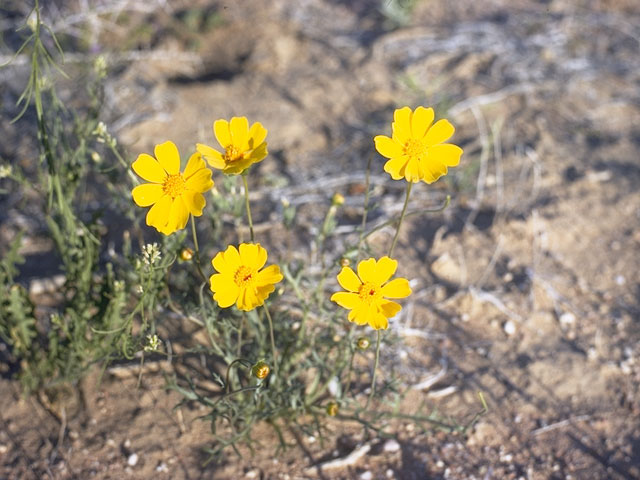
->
xmin=127 ymin=453 xmax=138 ymax=467
xmin=503 ymin=320 xmax=516 ymax=335
xmin=360 ymin=471 xmax=373 ymax=480
xmin=156 ymin=462 xmax=168 ymax=473
xmin=615 ymin=275 xmax=626 ymax=286
xmin=245 ymin=469 xmax=259 ymax=479
xmin=559 ymin=312 xmax=575 ymax=327
xmin=383 ymin=439 xmax=401 ymax=453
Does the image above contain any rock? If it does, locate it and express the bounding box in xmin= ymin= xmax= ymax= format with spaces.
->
xmin=127 ymin=453 xmax=138 ymax=467
xmin=383 ymin=439 xmax=401 ymax=453
xmin=503 ymin=320 xmax=516 ymax=335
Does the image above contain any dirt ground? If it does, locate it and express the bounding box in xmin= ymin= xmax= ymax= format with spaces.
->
xmin=1 ymin=0 xmax=640 ymax=478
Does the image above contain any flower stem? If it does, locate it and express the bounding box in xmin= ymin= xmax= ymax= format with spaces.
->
xmin=242 ymin=173 xmax=255 ymax=242
xmin=190 ymin=216 xmax=207 ymax=281
xmin=388 ymin=181 xmax=413 ymax=258
xmin=357 ymin=153 xmax=373 ymax=259
xmin=366 ymin=329 xmax=382 ymax=409
xmin=263 ymin=304 xmax=278 ymax=377
xmin=237 ymin=313 xmax=245 ymax=357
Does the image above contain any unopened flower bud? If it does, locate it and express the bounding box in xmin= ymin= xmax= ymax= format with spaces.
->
xmin=252 ymin=361 xmax=270 ymax=380
xmin=179 ymin=247 xmax=194 ymax=261
xmin=326 ymin=401 xmax=339 ymax=416
xmin=332 ymin=193 xmax=345 ymax=206
xmin=340 ymin=258 xmax=350 ymax=268
xmin=356 ymin=337 xmax=370 ymax=350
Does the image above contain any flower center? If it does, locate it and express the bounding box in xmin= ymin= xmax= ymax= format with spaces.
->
xmin=234 ymin=265 xmax=255 ymax=286
xmin=404 ymin=139 xmax=426 ymax=158
xmin=358 ymin=282 xmax=380 ymax=303
xmin=162 ymin=174 xmax=186 ymax=198
xmin=224 ymin=145 xmax=243 ymax=163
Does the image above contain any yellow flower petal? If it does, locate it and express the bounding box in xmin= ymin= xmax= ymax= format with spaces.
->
xmin=183 ymin=152 xmax=205 ymax=179
xmin=222 ymin=245 xmax=241 ymax=270
xmin=357 ymin=258 xmax=377 ymax=283
xmin=348 ymin=303 xmax=369 ymax=325
xmin=230 ymin=116 xmax=249 ymax=150
xmin=166 ymin=196 xmax=189 ymax=233
xmin=248 ymin=122 xmax=267 ymax=149
xmin=154 ymin=141 xmax=180 ymax=175
xmin=427 ymin=144 xmax=463 ymax=167
xmin=373 ymin=257 xmax=398 ymax=284
xmin=146 ymin=194 xmax=172 ymax=230
xmin=337 ymin=266 xmax=362 ymax=292
xmin=197 ymin=143 xmax=226 ymax=170
xmin=374 ymin=135 xmax=403 ymax=159
xmin=132 ymin=183 xmax=164 ymax=207
xmin=256 ymin=264 xmax=283 ymax=286
xmin=368 ymin=312 xmax=388 ymax=330
xmin=214 ymin=119 xmax=232 ymax=148
xmin=239 ymin=243 xmax=259 ymax=267
xmin=212 ymin=251 xmax=228 ymax=273
xmin=132 ymin=153 xmax=167 ymax=183
xmin=210 ymin=274 xmax=239 ymax=308
xmin=379 ymin=299 xmax=402 ymax=318
xmin=424 ymin=119 xmax=455 ymax=146
xmin=381 ymin=278 xmax=411 ymax=298
xmin=237 ymin=286 xmax=259 ymax=311
xmin=331 ymin=292 xmax=360 ymax=310
xmin=384 ymin=155 xmax=409 ymax=180
xmin=421 ymin=157 xmax=448 ymax=184
xmin=182 ymin=191 xmax=206 ymax=216
xmin=393 ymin=106 xmax=412 ymax=138
xmin=248 ymin=142 xmax=268 ymax=162
xmin=256 ymin=283 xmax=276 ymax=303
xmin=404 ymin=157 xmax=421 ymax=183
xmin=247 ymin=244 xmax=268 ymax=271
xmin=411 ymin=106 xmax=434 ymax=139
xmin=185 ymin=168 xmax=213 ymax=193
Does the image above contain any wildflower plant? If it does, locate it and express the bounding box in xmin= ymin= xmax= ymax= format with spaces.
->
xmin=1 ymin=1 xmax=487 ymax=464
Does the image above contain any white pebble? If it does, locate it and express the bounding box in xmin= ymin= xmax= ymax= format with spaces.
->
xmin=615 ymin=275 xmax=626 ymax=286
xmin=127 ymin=453 xmax=138 ymax=467
xmin=383 ymin=439 xmax=401 ymax=453
xmin=503 ymin=320 xmax=516 ymax=335
xmin=156 ymin=462 xmax=168 ymax=473
xmin=559 ymin=312 xmax=575 ymax=326
xmin=360 ymin=471 xmax=373 ymax=480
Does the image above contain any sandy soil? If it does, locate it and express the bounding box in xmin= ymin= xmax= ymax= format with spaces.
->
xmin=1 ymin=0 xmax=639 ymax=478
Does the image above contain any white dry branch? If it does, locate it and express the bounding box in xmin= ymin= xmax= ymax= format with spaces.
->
xmin=305 ymin=443 xmax=371 ymax=474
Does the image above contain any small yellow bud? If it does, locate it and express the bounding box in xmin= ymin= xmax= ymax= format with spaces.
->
xmin=179 ymin=247 xmax=194 ymax=261
xmin=332 ymin=193 xmax=345 ymax=206
xmin=356 ymin=337 xmax=370 ymax=350
xmin=340 ymin=258 xmax=350 ymax=268
xmin=252 ymin=361 xmax=270 ymax=380
xmin=326 ymin=401 xmax=339 ymax=416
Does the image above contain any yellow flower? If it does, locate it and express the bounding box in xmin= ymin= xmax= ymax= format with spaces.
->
xmin=132 ymin=141 xmax=213 ymax=235
xmin=252 ymin=361 xmax=270 ymax=380
xmin=374 ymin=106 xmax=463 ymax=184
xmin=331 ymin=256 xmax=411 ymax=330
xmin=210 ymin=243 xmax=283 ymax=311
xmin=196 ymin=116 xmax=268 ymax=175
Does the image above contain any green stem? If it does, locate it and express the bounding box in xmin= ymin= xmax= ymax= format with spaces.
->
xmin=357 ymin=154 xmax=373 ymax=259
xmin=224 ymin=358 xmax=250 ymax=393
xmin=263 ymin=305 xmax=278 ymax=377
xmin=388 ymin=182 xmax=413 ymax=258
xmin=366 ymin=330 xmax=382 ymax=409
xmin=190 ymin=216 xmax=206 ymax=281
xmin=237 ymin=313 xmax=245 ymax=357
xmin=242 ymin=173 xmax=255 ymax=242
